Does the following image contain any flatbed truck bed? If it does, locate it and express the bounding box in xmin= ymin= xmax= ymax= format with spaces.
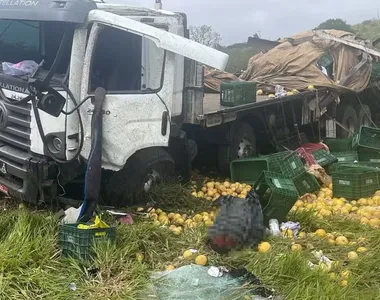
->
xmin=200 ymin=91 xmax=318 ymax=127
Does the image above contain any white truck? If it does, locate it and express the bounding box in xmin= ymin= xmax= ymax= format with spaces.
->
xmin=0 ymin=0 xmax=376 ymax=209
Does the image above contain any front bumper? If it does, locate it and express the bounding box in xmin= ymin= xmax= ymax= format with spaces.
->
xmin=0 ymin=143 xmax=57 ymax=203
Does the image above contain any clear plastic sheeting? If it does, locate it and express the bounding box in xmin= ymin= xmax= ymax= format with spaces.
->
xmin=145 ymin=265 xmax=274 ymax=300
xmin=2 ymin=60 xmax=39 ymax=77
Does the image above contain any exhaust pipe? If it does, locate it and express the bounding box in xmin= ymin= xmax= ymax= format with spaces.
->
xmin=154 ymin=0 xmax=162 ymax=9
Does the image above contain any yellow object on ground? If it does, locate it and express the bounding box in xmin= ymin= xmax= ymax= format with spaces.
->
xmin=195 ymin=255 xmax=208 ymax=266
xmin=340 ymin=280 xmax=348 ymax=287
xmin=291 ymin=244 xmax=302 ymax=252
xmin=136 ymin=253 xmax=144 ymax=263
xmin=183 ymin=250 xmax=194 ymax=260
xmin=335 ymin=236 xmax=349 ymax=246
xmin=258 ymin=242 xmax=271 ymax=253
xmin=77 ymin=216 xmax=110 ymax=229
xmin=347 ymin=251 xmax=359 ymax=261
xmin=166 ymin=265 xmax=175 ymax=271
xmin=315 ymin=229 xmax=327 ymax=238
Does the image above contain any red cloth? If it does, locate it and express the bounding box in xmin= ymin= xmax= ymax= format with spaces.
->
xmin=296 ymin=147 xmax=317 ymax=166
xmin=301 ymin=143 xmax=329 ymax=153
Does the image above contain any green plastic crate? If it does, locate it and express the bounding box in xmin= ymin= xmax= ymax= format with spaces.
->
xmin=324 ymin=138 xmax=352 ymax=152
xmin=293 ymin=173 xmax=320 ymax=195
xmin=358 ymin=150 xmax=380 ymax=164
xmin=254 ymin=171 xmax=299 ymax=223
xmin=230 ymin=151 xmax=291 ymax=184
xmin=325 ymin=152 xmax=358 ymax=175
xmin=59 ymin=223 xmax=116 ymax=260
xmin=352 ymin=126 xmax=380 ymax=152
xmin=220 ymin=81 xmax=256 ymax=107
xmin=230 ymin=158 xmax=269 ymax=185
xmin=263 ymin=151 xmax=292 ymax=173
xmin=331 ymin=151 xmax=358 ymax=163
xmin=332 ymin=165 xmax=380 ymax=199
xmin=279 ymin=151 xmax=305 ymax=179
xmin=312 ymin=149 xmax=338 ymax=167
xmin=328 ymin=163 xmax=380 ymax=174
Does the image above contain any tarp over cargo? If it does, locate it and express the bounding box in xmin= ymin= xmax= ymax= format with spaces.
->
xmin=239 ymin=30 xmax=373 ymax=93
xmin=204 ymin=68 xmax=241 ymax=93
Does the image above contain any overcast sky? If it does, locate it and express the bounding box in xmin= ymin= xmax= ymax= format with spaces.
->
xmin=115 ymin=0 xmax=380 ymax=45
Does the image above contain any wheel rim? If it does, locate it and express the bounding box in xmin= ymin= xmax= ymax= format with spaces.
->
xmin=237 ymin=138 xmax=253 ymax=158
xmin=143 ymin=169 xmax=160 ymax=192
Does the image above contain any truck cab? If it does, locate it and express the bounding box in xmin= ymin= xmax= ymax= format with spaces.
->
xmin=0 ymin=0 xmax=228 ymax=206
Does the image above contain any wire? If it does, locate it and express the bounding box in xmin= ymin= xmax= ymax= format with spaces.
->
xmin=0 ymin=21 xmax=13 ymax=40
xmin=55 ymin=162 xmax=66 ymax=196
xmin=156 ymin=92 xmax=172 ymax=125
xmin=61 ymin=95 xmax=91 ymax=115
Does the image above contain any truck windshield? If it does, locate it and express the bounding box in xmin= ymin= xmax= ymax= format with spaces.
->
xmin=0 ymin=20 xmax=71 ymax=75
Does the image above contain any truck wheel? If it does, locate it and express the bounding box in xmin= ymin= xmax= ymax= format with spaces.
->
xmin=103 ymin=148 xmax=175 ymax=207
xmin=356 ymin=104 xmax=372 ymax=129
xmin=218 ymin=121 xmax=256 ymax=175
xmin=337 ymin=105 xmax=358 ymax=138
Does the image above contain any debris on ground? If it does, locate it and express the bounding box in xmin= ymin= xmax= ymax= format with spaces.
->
xmin=107 ymin=210 xmax=134 ymax=225
xmin=6 ymin=127 xmax=380 ymax=299
xmin=60 ymin=204 xmax=83 ymax=224
xmin=147 ymin=265 xmax=274 ymax=300
xmin=207 ymin=191 xmax=266 ymax=254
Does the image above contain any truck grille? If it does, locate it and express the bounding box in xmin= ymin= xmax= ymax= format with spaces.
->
xmin=0 ymin=100 xmax=31 ymax=151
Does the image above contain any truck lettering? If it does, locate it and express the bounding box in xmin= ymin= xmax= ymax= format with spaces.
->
xmin=0 ymin=82 xmax=28 ymax=93
xmin=87 ymin=108 xmax=111 ymax=115
xmin=0 ymin=0 xmax=39 ymax=6
xmin=10 ymin=94 xmax=24 ymax=100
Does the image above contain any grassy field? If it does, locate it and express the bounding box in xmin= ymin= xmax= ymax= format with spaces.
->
xmin=1 ymin=181 xmax=380 ymax=300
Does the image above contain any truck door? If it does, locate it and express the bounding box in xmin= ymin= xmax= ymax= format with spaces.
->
xmin=80 ymin=10 xmax=229 ymax=170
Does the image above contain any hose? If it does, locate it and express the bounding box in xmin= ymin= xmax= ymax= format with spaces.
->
xmin=78 ymin=87 xmax=106 ymax=223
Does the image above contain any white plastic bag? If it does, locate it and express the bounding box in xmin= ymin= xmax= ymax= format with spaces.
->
xmin=2 ymin=60 xmax=39 ymax=77
xmin=275 ymin=85 xmax=286 ymax=98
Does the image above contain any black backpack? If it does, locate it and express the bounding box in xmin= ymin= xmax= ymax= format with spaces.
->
xmin=207 ymin=190 xmax=266 ymax=254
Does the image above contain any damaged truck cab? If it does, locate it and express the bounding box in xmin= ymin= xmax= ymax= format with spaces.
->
xmin=0 ymin=0 xmax=229 ymax=206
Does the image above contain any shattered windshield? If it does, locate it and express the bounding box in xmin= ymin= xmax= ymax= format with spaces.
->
xmin=0 ymin=20 xmax=71 ymax=75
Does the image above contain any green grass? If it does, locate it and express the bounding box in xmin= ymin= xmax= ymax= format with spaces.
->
xmin=2 ymin=185 xmax=380 ymax=299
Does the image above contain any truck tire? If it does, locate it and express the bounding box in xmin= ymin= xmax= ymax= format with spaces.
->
xmin=337 ymin=105 xmax=358 ymax=138
xmin=103 ymin=147 xmax=175 ymax=207
xmin=356 ymin=104 xmax=372 ymax=130
xmin=217 ymin=121 xmax=256 ymax=175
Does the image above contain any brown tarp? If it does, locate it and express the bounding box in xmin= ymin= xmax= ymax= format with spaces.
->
xmin=239 ymin=30 xmax=372 ymax=93
xmin=204 ymin=68 xmax=241 ymax=93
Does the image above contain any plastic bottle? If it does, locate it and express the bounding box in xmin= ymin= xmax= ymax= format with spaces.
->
xmin=269 ymin=219 xmax=281 ymax=236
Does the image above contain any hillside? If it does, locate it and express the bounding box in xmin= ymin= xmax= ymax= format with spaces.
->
xmin=353 ymin=19 xmax=380 ymax=41
xmin=222 ymin=46 xmax=260 ymax=74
